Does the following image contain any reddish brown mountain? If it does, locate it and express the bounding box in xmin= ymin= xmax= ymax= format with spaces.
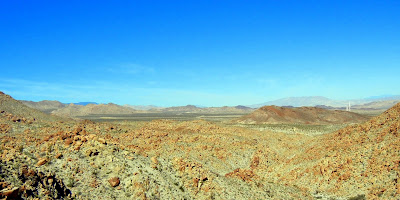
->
xmin=237 ymin=105 xmax=368 ymax=124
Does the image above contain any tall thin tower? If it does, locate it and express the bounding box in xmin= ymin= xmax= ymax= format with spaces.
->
xmin=346 ymin=102 xmax=351 ymax=111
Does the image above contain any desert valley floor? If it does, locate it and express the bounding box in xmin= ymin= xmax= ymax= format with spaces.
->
xmin=1 ymin=91 xmax=400 ymax=199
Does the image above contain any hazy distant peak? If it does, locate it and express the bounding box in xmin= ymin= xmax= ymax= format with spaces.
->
xmin=250 ymin=95 xmax=400 ymax=108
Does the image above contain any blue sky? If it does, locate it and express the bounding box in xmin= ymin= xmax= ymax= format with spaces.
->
xmin=0 ymin=0 xmax=399 ymax=106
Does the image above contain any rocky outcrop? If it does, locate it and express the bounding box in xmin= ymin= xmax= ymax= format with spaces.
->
xmin=0 ymin=162 xmax=72 ymax=199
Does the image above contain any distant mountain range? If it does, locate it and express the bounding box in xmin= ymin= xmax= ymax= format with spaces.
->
xmin=249 ymin=95 xmax=400 ymax=108
xmin=20 ymin=100 xmax=254 ymax=118
xmin=364 ymin=95 xmax=400 ymax=101
xmin=18 ymin=95 xmax=400 ymax=118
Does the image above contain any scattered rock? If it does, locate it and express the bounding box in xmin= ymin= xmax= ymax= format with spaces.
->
xmin=0 ymin=182 xmax=9 ymax=190
xmin=75 ymin=140 xmax=82 ymax=147
xmin=225 ymin=168 xmax=256 ymax=182
xmin=88 ymin=134 xmax=96 ymax=140
xmin=64 ymin=138 xmax=73 ymax=146
xmin=36 ymin=158 xmax=48 ymax=166
xmin=81 ymin=137 xmax=88 ymax=142
xmin=108 ymin=177 xmax=120 ymax=187
xmin=55 ymin=153 xmax=63 ymax=159
xmin=72 ymin=127 xmax=82 ymax=135
xmin=0 ymin=187 xmax=19 ymax=199
xmin=0 ymin=161 xmax=73 ymax=199
xmin=0 ymin=124 xmax=11 ymax=133
xmin=151 ymin=156 xmax=159 ymax=169
xmin=98 ymin=138 xmax=106 ymax=144
xmin=85 ymin=149 xmax=99 ymax=157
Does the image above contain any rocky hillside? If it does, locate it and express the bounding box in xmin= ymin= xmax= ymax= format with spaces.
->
xmin=51 ymin=103 xmax=139 ymax=118
xmin=267 ymin=102 xmax=400 ymax=199
xmin=237 ymin=105 xmax=369 ymax=124
xmin=0 ymin=92 xmax=61 ymax=122
xmin=21 ymin=100 xmax=66 ymax=113
xmin=3 ymin=90 xmax=400 ymax=199
xmin=0 ymin=92 xmax=311 ymax=199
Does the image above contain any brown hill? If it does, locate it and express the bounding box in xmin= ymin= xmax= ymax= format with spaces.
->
xmin=20 ymin=100 xmax=66 ymax=113
xmin=237 ymin=105 xmax=369 ymax=124
xmin=51 ymin=103 xmax=139 ymax=118
xmin=0 ymin=91 xmax=61 ymax=122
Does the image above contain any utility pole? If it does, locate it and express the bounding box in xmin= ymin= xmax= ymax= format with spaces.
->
xmin=346 ymin=102 xmax=351 ymax=111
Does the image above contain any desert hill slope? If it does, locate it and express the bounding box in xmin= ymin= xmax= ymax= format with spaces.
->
xmin=20 ymin=100 xmax=66 ymax=113
xmin=0 ymin=91 xmax=61 ymax=122
xmin=237 ymin=105 xmax=369 ymax=124
xmin=51 ymin=103 xmax=139 ymax=118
